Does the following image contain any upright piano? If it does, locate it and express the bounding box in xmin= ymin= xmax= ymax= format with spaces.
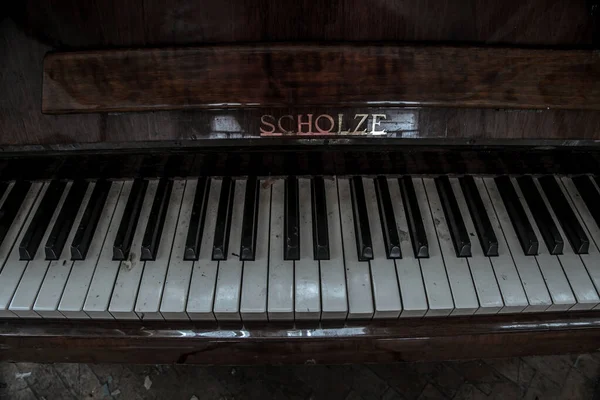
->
xmin=1 ymin=0 xmax=600 ymax=364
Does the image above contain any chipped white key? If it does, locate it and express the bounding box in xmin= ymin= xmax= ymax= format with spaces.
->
xmin=187 ymin=179 xmax=221 ymax=321
xmin=0 ymin=182 xmax=44 ymax=318
xmin=319 ymin=177 xmax=348 ymax=320
xmin=135 ymin=180 xmax=185 ymax=320
xmin=240 ymin=180 xmax=271 ymax=322
xmin=363 ymin=178 xmax=401 ymax=319
xmin=450 ymin=178 xmax=503 ymax=315
xmin=388 ymin=178 xmax=428 ymax=318
xmin=34 ymin=182 xmax=95 ymax=318
xmin=268 ymin=179 xmax=295 ymax=321
xmin=338 ymin=178 xmax=374 ymax=320
xmin=59 ymin=181 xmax=123 ymax=319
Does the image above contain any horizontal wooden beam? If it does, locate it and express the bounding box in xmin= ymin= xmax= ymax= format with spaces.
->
xmin=42 ymin=44 xmax=600 ymax=114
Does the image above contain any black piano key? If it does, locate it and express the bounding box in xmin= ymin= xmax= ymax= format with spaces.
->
xmin=311 ymin=177 xmax=330 ymax=260
xmin=19 ymin=180 xmax=67 ymax=260
xmin=113 ymin=179 xmax=148 ymax=261
xmin=184 ymin=177 xmax=210 ymax=261
xmin=71 ymin=180 xmax=111 ymax=260
xmin=398 ymin=176 xmax=429 ymax=258
xmin=435 ymin=176 xmax=472 ymax=257
xmin=240 ymin=177 xmax=260 ymax=261
xmin=539 ymin=175 xmax=589 ymax=254
xmin=349 ymin=177 xmax=373 ymax=261
xmin=494 ymin=175 xmax=538 ymax=255
xmin=284 ymin=176 xmax=300 ymax=260
xmin=212 ymin=177 xmax=235 ymax=261
xmin=45 ymin=180 xmax=89 ymax=260
xmin=459 ymin=176 xmax=498 ymax=256
xmin=374 ymin=176 xmax=401 ymax=259
xmin=0 ymin=181 xmax=31 ymax=249
xmin=516 ymin=175 xmax=564 ymax=255
xmin=572 ymin=175 xmax=600 ymax=233
xmin=140 ymin=179 xmax=173 ymax=261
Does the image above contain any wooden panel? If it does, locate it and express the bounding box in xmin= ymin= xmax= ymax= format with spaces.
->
xmin=42 ymin=45 xmax=600 ymax=114
xmin=1 ymin=312 xmax=600 ymax=364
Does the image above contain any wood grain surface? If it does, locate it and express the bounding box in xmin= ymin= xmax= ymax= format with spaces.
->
xmin=42 ymin=45 xmax=600 ymax=114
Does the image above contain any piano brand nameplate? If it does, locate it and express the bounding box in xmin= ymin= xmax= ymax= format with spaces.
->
xmin=260 ymin=113 xmax=388 ymax=136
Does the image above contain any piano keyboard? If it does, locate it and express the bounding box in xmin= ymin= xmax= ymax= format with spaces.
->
xmin=0 ymin=175 xmax=600 ymax=322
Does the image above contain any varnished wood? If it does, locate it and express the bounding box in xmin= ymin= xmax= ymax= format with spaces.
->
xmin=1 ymin=312 xmax=600 ymax=364
xmin=42 ymin=45 xmax=600 ymax=114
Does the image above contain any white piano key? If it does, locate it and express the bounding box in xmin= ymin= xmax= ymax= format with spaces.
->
xmin=58 ymin=181 xmax=123 ymax=319
xmin=213 ymin=179 xmax=245 ymax=321
xmin=414 ymin=178 xmax=454 ymax=317
xmin=240 ymin=180 xmax=271 ymax=322
xmin=319 ymin=177 xmax=349 ymax=320
xmin=294 ymin=178 xmax=321 ymax=321
xmin=337 ymin=178 xmax=374 ymax=320
xmin=559 ymin=176 xmax=600 ymax=308
xmin=107 ymin=180 xmax=158 ymax=320
xmin=475 ymin=177 xmax=528 ymax=313
xmin=9 ymin=182 xmax=71 ymax=318
xmin=0 ymin=182 xmax=44 ymax=318
xmin=0 ymin=182 xmax=15 ymax=209
xmin=387 ymin=178 xmax=428 ymax=318
xmin=268 ymin=179 xmax=295 ymax=321
xmin=423 ymin=178 xmax=479 ymax=316
xmin=160 ymin=179 xmax=197 ymax=320
xmin=34 ymin=182 xmax=95 ymax=318
xmin=135 ymin=180 xmax=185 ymax=320
xmin=531 ymin=178 xmax=592 ymax=311
xmin=186 ymin=179 xmax=221 ymax=321
xmin=83 ymin=181 xmax=133 ymax=319
xmin=484 ymin=177 xmax=551 ymax=312
xmin=450 ymin=178 xmax=503 ymax=315
xmin=363 ymin=178 xmax=401 ymax=319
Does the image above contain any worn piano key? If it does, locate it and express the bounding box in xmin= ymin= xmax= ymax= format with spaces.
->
xmin=539 ymin=175 xmax=589 ymax=254
xmin=494 ymin=175 xmax=538 ymax=256
xmin=0 ymin=182 xmax=44 ymax=318
xmin=240 ymin=180 xmax=271 ymax=321
xmin=58 ymin=182 xmax=123 ymax=319
xmin=183 ymin=176 xmax=210 ymax=261
xmin=141 ymin=178 xmax=173 ymax=261
xmin=108 ymin=180 xmax=158 ymax=319
xmin=186 ymin=179 xmax=221 ymax=321
xmin=486 ymin=177 xmax=551 ymax=311
xmin=113 ymin=179 xmax=148 ymax=261
xmin=435 ymin=176 xmax=471 ymax=258
xmin=135 ymin=180 xmax=185 ymax=320
xmin=284 ymin=176 xmax=300 ymax=261
xmin=374 ymin=176 xmax=401 ymax=259
xmin=516 ymin=175 xmax=564 ymax=255
xmin=319 ymin=177 xmax=349 ymax=320
xmin=0 ymin=181 xmax=31 ymax=249
xmin=213 ymin=179 xmax=246 ymax=321
xmin=425 ymin=178 xmax=479 ymax=315
xmin=240 ymin=176 xmax=259 ymax=261
xmin=9 ymin=182 xmax=71 ymax=317
xmin=33 ymin=183 xmax=95 ymax=318
xmin=459 ymin=175 xmax=498 ymax=257
xmin=349 ymin=176 xmax=373 ymax=261
xmin=398 ymin=176 xmax=429 ymax=258
xmin=450 ymin=178 xmax=503 ymax=314
xmin=45 ymin=180 xmax=89 ymax=260
xmin=572 ymin=175 xmax=600 ymax=233
xmin=71 ymin=180 xmax=111 ymax=260
xmin=294 ymin=178 xmax=321 ymax=320
xmin=364 ymin=178 xmax=402 ymax=318
xmin=338 ymin=178 xmax=374 ymax=319
xmin=532 ymin=178 xmax=596 ymax=310
xmin=19 ymin=180 xmax=67 ymax=260
xmin=311 ymin=176 xmax=330 ymax=260
xmin=212 ymin=177 xmax=235 ymax=261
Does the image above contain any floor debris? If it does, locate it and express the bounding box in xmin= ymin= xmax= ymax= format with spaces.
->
xmin=144 ymin=375 xmax=152 ymax=390
xmin=111 ymin=389 xmax=122 ymax=396
xmin=15 ymin=372 xmax=31 ymax=379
